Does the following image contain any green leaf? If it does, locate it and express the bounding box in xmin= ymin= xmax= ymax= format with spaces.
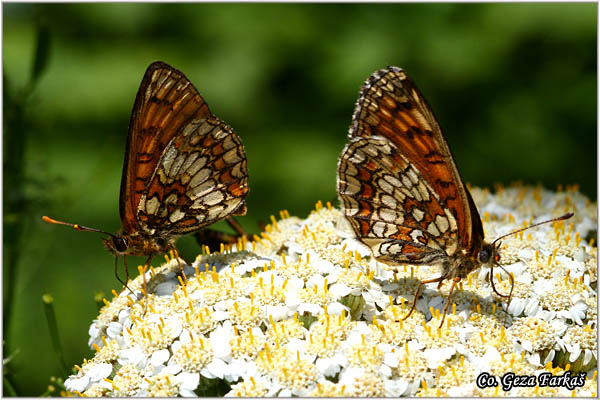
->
xmin=30 ymin=24 xmax=51 ymax=86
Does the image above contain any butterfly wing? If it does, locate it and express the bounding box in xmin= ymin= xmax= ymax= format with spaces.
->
xmin=338 ymin=66 xmax=482 ymax=261
xmin=339 ymin=136 xmax=459 ymax=264
xmin=120 ymin=61 xmax=248 ymax=235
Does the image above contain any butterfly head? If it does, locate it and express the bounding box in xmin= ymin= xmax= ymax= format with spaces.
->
xmin=477 ymin=242 xmax=501 ymax=266
xmin=103 ymin=234 xmax=129 ymax=256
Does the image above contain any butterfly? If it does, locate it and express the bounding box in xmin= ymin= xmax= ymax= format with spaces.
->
xmin=337 ymin=66 xmax=572 ymax=326
xmin=43 ymin=61 xmax=249 ymax=287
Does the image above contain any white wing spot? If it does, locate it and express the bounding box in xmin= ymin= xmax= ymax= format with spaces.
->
xmin=137 ymin=194 xmax=147 ymax=213
xmin=384 ymin=223 xmax=398 ymax=236
xmin=349 ymin=150 xmax=366 ymax=164
xmin=427 ymin=221 xmax=440 ymax=237
xmin=393 ymin=189 xmax=406 ymax=202
xmin=169 ymin=153 xmax=186 ymax=178
xmin=165 ymin=192 xmax=178 ymax=205
xmin=343 ymin=197 xmax=360 ymax=217
xmin=372 ymin=221 xmax=386 ymax=237
xmin=223 ymin=148 xmax=241 ymax=165
xmin=145 ymin=196 xmax=160 ymax=216
xmin=407 ymin=168 xmax=419 ymax=185
xmin=379 ymin=208 xmax=397 ymax=223
xmin=377 ymin=177 xmax=394 ymax=194
xmin=412 ymin=208 xmax=425 ymax=222
xmin=222 ymin=135 xmax=237 ymax=151
xmin=411 ymin=185 xmax=423 ymax=202
xmin=364 ymin=144 xmax=380 ymax=157
xmin=189 ymin=168 xmax=211 ymax=189
xmin=444 ymin=208 xmax=458 ymax=232
xmin=231 ymin=163 xmax=245 ymax=178
xmin=207 ymin=204 xmax=227 ymax=220
xmin=200 ymin=191 xmax=224 ymax=207
xmin=181 ymin=119 xmax=200 ymax=137
xmin=169 ymin=209 xmax=185 ymax=223
xmin=161 ymin=146 xmax=178 ymax=176
xmin=344 ymin=163 xmax=359 ymax=177
xmin=341 ymin=175 xmax=362 ymax=196
xmin=186 ymin=156 xmax=207 ymax=178
xmin=383 ymin=242 xmax=403 ymax=256
xmin=435 ymin=214 xmax=450 ymax=233
xmin=180 ymin=152 xmax=199 ymax=175
xmin=410 ymin=229 xmax=424 ymax=243
xmin=401 ymin=174 xmax=413 ymax=189
xmin=417 ymin=181 xmax=430 ymax=202
xmin=384 ymin=174 xmax=402 ymax=188
xmin=189 ymin=179 xmax=217 ymax=205
xmin=381 ymin=194 xmax=397 ymax=209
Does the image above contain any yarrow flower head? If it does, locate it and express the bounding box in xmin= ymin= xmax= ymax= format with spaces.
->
xmin=62 ymin=186 xmax=596 ymax=397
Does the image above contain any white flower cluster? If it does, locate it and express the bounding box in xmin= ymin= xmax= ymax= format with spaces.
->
xmin=65 ymin=185 xmax=597 ymax=397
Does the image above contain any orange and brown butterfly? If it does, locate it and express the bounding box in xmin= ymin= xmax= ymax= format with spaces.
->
xmin=337 ymin=66 xmax=572 ymax=326
xmin=43 ymin=61 xmax=249 ymax=286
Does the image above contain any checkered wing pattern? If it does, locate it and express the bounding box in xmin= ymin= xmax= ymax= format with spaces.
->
xmin=120 ymin=62 xmax=249 ymax=236
xmin=337 ymin=66 xmax=483 ymax=264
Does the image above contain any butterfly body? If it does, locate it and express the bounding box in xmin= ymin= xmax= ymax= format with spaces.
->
xmin=444 ymin=242 xmax=495 ymax=280
xmin=102 ymin=230 xmax=170 ymax=258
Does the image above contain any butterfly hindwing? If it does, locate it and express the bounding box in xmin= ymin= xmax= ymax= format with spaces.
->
xmin=338 ymin=135 xmax=458 ymax=265
xmin=138 ymin=115 xmax=248 ymax=234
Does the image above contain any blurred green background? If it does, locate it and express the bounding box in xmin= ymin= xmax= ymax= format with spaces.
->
xmin=3 ymin=3 xmax=596 ymax=396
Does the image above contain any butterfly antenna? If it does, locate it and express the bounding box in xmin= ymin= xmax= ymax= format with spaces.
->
xmin=487 ymin=213 xmax=572 ymax=318
xmin=491 ymin=212 xmax=573 ymax=246
xmin=42 ymin=216 xmax=114 ymax=237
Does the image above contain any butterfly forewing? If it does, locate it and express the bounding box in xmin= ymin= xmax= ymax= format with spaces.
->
xmin=342 ymin=67 xmax=482 ymax=258
xmin=121 ymin=62 xmax=248 ymax=237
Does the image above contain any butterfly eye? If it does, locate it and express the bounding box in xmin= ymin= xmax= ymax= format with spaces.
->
xmin=478 ymin=249 xmax=491 ymax=263
xmin=112 ymin=237 xmax=128 ymax=253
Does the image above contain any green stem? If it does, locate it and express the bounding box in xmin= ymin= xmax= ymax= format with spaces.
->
xmin=2 ymin=86 xmax=26 ymax=342
xmin=3 ymin=374 xmax=18 ymax=396
xmin=3 ymin=21 xmax=51 ymax=365
xmin=42 ymin=294 xmax=69 ymax=376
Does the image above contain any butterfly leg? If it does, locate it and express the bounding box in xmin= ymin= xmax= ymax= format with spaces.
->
xmin=257 ymin=220 xmax=266 ymax=232
xmin=195 ymin=217 xmax=250 ymax=253
xmin=117 ymin=256 xmax=135 ymax=295
xmin=166 ymin=245 xmax=188 ymax=283
xmin=195 ymin=229 xmax=241 ymax=253
xmin=142 ymin=254 xmax=153 ymax=292
xmin=136 ymin=254 xmax=154 ymax=315
xmin=403 ymin=275 xmax=446 ymax=321
xmin=439 ymin=277 xmax=461 ymax=328
xmin=226 ymin=216 xmax=247 ymax=238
